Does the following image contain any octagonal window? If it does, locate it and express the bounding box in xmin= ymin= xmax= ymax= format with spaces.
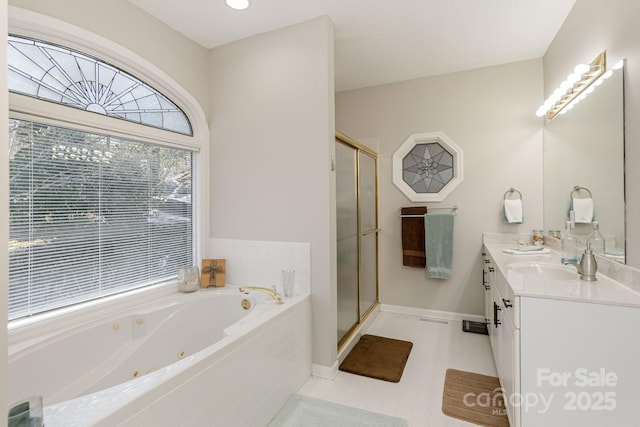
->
xmin=393 ymin=132 xmax=463 ymax=202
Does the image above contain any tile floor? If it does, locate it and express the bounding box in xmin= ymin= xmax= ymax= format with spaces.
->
xmin=297 ymin=310 xmax=498 ymax=426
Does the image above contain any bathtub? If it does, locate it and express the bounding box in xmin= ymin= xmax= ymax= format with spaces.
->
xmin=8 ymin=287 xmax=312 ymax=426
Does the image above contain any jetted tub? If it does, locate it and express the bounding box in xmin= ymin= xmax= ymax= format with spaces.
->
xmin=8 ymin=287 xmax=312 ymax=426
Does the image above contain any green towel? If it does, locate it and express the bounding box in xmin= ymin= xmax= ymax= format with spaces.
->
xmin=424 ymin=213 xmax=455 ymax=279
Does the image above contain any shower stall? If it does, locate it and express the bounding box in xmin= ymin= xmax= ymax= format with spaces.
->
xmin=335 ymin=132 xmax=379 ymax=348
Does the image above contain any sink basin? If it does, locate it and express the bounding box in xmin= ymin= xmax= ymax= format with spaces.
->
xmin=508 ymin=262 xmax=578 ymax=281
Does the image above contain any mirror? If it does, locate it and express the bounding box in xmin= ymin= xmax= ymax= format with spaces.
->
xmin=543 ymin=65 xmax=625 ymax=263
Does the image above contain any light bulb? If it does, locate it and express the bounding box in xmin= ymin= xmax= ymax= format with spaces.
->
xmin=226 ymin=0 xmax=250 ymax=10
xmin=574 ymin=64 xmax=590 ymax=75
xmin=567 ymin=73 xmax=580 ymax=84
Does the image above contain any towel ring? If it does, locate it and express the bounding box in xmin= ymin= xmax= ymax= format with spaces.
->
xmin=571 ymin=185 xmax=592 ymax=199
xmin=503 ymin=187 xmax=522 ymax=201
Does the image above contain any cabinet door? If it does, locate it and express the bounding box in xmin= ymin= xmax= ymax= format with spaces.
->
xmin=484 ymin=283 xmax=492 ymax=325
xmin=500 ymin=308 xmax=520 ymax=427
xmin=489 ymin=287 xmax=502 ymax=374
xmin=484 ymin=265 xmax=495 ymax=325
xmin=490 ymin=281 xmax=521 ymax=427
xmin=520 ymin=297 xmax=640 ymax=426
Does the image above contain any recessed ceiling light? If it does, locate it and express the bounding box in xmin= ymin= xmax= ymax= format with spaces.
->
xmin=226 ymin=0 xmax=250 ymax=10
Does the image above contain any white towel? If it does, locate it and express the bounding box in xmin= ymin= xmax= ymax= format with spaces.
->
xmin=504 ymin=199 xmax=523 ymax=223
xmin=572 ymin=198 xmax=594 ymax=223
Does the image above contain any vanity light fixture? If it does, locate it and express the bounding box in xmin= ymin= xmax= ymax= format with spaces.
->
xmin=226 ymin=0 xmax=250 ymax=10
xmin=558 ymin=58 xmax=625 ymax=117
xmin=536 ymin=52 xmax=606 ymax=120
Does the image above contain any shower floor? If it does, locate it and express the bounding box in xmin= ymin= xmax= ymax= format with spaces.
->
xmin=298 ymin=310 xmax=496 ymax=426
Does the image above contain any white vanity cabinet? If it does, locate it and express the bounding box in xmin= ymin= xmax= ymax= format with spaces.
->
xmin=483 ymin=241 xmax=640 ymax=427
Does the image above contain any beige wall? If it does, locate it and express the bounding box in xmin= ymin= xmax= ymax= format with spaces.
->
xmin=8 ymin=0 xmax=211 ymax=117
xmin=336 ymin=60 xmax=544 ymax=315
xmin=209 ymin=17 xmax=337 ymax=367
xmin=544 ymin=0 xmax=640 ymax=267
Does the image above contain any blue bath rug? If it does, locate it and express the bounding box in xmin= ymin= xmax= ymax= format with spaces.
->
xmin=268 ymin=394 xmax=408 ymax=427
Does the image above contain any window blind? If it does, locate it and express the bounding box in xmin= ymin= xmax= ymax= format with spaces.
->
xmin=8 ymin=118 xmax=194 ymax=320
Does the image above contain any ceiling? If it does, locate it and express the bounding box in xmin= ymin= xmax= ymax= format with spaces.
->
xmin=127 ymin=0 xmax=575 ymax=92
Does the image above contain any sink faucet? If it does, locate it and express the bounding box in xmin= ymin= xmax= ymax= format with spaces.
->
xmin=238 ymin=286 xmax=284 ymax=304
xmin=562 ymin=244 xmax=598 ymax=281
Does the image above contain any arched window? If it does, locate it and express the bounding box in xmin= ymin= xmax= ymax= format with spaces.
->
xmin=7 ymin=33 xmax=199 ymax=321
xmin=8 ymin=35 xmax=192 ymax=136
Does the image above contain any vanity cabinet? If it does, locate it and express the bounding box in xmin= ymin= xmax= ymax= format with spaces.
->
xmin=483 ymin=242 xmax=640 ymax=427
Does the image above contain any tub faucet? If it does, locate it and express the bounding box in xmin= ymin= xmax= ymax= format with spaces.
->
xmin=239 ymin=286 xmax=284 ymax=304
xmin=563 ymin=245 xmax=598 ymax=281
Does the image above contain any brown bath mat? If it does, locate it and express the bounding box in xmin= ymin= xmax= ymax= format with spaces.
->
xmin=339 ymin=334 xmax=413 ymax=383
xmin=442 ymin=369 xmax=510 ymax=427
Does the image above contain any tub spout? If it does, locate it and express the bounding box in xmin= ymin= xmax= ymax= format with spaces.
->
xmin=239 ymin=286 xmax=284 ymax=304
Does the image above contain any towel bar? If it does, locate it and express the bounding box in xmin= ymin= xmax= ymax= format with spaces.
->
xmin=400 ymin=205 xmax=459 ymax=217
xmin=503 ymin=187 xmax=522 ymax=201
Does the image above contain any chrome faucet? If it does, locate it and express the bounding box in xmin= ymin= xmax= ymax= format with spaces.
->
xmin=238 ymin=286 xmax=284 ymax=304
xmin=562 ymin=244 xmax=598 ymax=281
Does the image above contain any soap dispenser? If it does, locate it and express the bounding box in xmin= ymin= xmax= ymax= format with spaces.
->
xmin=561 ymin=221 xmax=577 ymax=263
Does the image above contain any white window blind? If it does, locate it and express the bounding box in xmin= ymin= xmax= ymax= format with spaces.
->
xmin=8 ymin=118 xmax=194 ymax=320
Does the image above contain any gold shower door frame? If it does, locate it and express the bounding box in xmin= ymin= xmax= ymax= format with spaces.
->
xmin=336 ymin=131 xmax=380 ymax=350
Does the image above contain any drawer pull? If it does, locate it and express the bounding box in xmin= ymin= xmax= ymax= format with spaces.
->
xmin=502 ymin=298 xmax=513 ymax=308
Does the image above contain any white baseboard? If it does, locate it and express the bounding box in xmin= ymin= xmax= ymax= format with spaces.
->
xmin=380 ymin=304 xmax=485 ymax=323
xmin=311 ymin=361 xmax=338 ymax=380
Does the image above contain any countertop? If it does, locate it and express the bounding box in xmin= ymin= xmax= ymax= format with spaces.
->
xmin=483 ymin=233 xmax=640 ymax=308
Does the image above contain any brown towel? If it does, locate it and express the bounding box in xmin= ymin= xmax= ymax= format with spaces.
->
xmin=401 ymin=206 xmax=427 ymax=267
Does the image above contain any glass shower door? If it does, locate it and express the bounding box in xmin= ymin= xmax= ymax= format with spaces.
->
xmin=358 ymin=151 xmax=378 ymax=317
xmin=336 ymin=141 xmax=359 ymax=343
xmin=336 ymin=133 xmax=379 ymax=347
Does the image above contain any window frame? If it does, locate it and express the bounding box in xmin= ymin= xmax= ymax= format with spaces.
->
xmin=8 ymin=7 xmax=210 ymax=337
